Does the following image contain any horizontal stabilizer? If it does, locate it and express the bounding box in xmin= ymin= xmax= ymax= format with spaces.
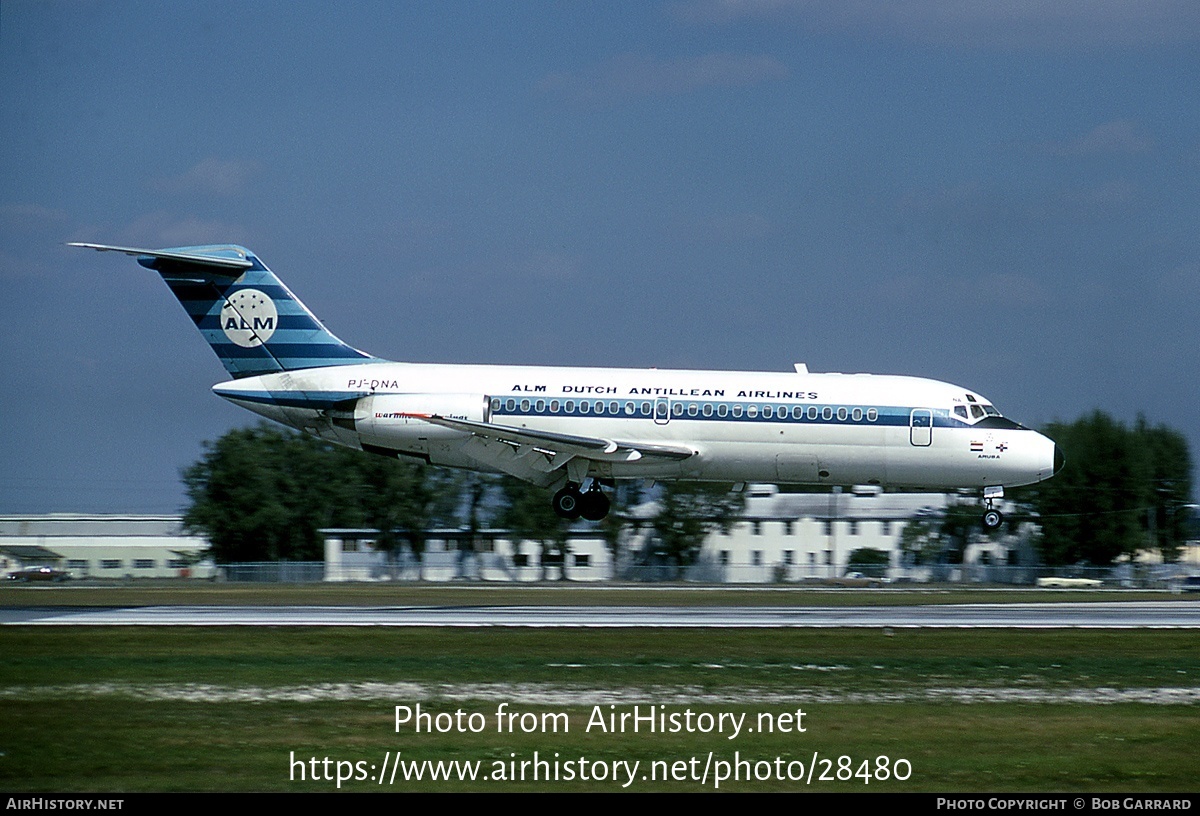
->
xmin=67 ymin=242 xmax=252 ymax=273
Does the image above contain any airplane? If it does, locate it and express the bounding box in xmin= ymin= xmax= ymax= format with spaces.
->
xmin=70 ymin=242 xmax=1062 ymax=527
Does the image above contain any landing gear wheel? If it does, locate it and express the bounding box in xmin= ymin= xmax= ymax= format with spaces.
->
xmin=579 ymin=489 xmax=611 ymax=521
xmin=552 ymin=485 xmax=583 ymax=520
xmin=982 ymin=509 xmax=1003 ymax=530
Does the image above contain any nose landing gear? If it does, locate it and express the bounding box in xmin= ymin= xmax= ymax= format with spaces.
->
xmin=981 ymin=485 xmax=1004 ymax=530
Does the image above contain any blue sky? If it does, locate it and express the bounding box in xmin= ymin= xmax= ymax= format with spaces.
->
xmin=2 ymin=0 xmax=1198 ymax=512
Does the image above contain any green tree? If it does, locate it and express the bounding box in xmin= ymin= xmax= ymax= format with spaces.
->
xmin=497 ymin=478 xmax=572 ymax=580
xmin=456 ymin=473 xmax=500 ymax=579
xmin=182 ymin=425 xmax=363 ymax=562
xmin=598 ymin=481 xmax=643 ymax=576
xmin=896 ymin=502 xmax=1000 ymax=570
xmin=1028 ymin=411 xmax=1192 ymax=565
xmin=182 ymin=424 xmax=467 ymax=567
xmin=897 ymin=513 xmax=940 ymax=566
xmin=1136 ymin=416 xmax=1193 ymax=561
xmin=648 ymin=482 xmax=744 ymax=569
xmin=846 ymin=547 xmax=891 ymax=577
xmin=355 ymin=455 xmax=461 ymax=578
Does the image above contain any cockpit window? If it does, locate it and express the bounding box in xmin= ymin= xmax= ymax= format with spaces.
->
xmin=970 ymin=404 xmax=985 ymax=419
xmin=954 ymin=405 xmax=968 ymax=420
xmin=982 ymin=404 xmax=1000 ymax=417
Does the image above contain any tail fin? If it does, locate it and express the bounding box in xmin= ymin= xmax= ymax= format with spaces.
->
xmin=70 ymin=243 xmax=375 ymax=378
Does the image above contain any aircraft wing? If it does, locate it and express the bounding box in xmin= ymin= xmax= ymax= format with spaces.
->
xmin=412 ymin=414 xmax=694 ymax=461
xmin=407 ymin=413 xmax=693 ymax=486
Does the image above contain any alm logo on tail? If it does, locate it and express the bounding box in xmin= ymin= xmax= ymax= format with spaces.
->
xmin=221 ymin=289 xmax=278 ymax=348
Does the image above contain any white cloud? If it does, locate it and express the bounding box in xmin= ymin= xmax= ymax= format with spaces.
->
xmin=538 ymin=52 xmax=788 ymax=103
xmin=0 ymin=203 xmax=68 ymax=226
xmin=1040 ymin=121 xmax=1155 ymax=157
xmin=673 ymin=0 xmax=1200 ymax=48
xmin=115 ymin=212 xmax=251 ymax=247
xmin=152 ymin=158 xmax=260 ymax=197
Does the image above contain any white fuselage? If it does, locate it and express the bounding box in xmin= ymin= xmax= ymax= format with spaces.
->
xmin=214 ymin=361 xmax=1060 ymax=492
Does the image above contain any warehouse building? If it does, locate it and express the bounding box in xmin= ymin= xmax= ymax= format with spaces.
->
xmin=0 ymin=514 xmax=215 ymax=580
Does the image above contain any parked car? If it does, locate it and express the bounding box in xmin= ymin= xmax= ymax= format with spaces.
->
xmin=822 ymin=571 xmax=890 ymax=588
xmin=5 ymin=566 xmax=71 ymax=583
xmin=1036 ymin=576 xmax=1102 ymax=588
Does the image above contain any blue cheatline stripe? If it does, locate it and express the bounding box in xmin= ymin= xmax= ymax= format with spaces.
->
xmin=217 ymin=391 xmax=369 ymax=408
xmin=489 ymin=399 xmax=975 ymax=429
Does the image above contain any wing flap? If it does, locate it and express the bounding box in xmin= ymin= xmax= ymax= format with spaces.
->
xmin=410 ymin=414 xmax=695 ymax=463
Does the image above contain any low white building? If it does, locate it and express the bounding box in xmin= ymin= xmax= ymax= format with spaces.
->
xmin=322 ymin=527 xmax=614 ymax=582
xmin=320 ymin=485 xmax=1034 ymax=583
xmin=622 ymin=484 xmax=1034 ymax=582
xmin=0 ymin=514 xmax=215 ymax=579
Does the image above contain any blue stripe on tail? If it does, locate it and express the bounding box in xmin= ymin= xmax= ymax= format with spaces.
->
xmin=136 ymin=244 xmax=377 ymax=378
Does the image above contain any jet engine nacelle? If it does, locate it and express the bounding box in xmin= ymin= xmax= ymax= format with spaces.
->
xmin=354 ymin=393 xmax=490 ymax=451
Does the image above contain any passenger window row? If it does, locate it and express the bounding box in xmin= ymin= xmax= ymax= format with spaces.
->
xmin=488 ymin=397 xmax=881 ymax=423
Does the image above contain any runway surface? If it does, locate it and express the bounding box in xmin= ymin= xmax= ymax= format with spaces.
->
xmin=3 ymin=601 xmax=1198 ymax=627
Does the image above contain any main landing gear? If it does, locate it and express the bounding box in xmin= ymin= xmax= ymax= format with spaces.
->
xmin=552 ymin=482 xmax=611 ymax=521
xmin=981 ymin=486 xmax=1004 ymax=530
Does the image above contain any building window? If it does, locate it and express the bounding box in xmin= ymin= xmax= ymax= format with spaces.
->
xmin=512 ymin=554 xmax=529 ymax=567
xmin=880 ymin=521 xmax=892 ymax=536
xmin=167 ymin=559 xmax=189 ymax=569
xmin=823 ymin=550 xmax=832 ymax=565
xmin=848 ymin=521 xmax=859 ymax=536
xmin=784 ymin=520 xmax=794 ymax=536
xmin=719 ymin=550 xmax=730 ymax=565
xmin=134 ymin=559 xmax=155 ymax=569
xmin=751 ymin=550 xmax=763 ymax=566
xmin=808 ymin=552 xmax=816 ymax=565
xmin=67 ymin=559 xmax=89 ymax=570
xmin=100 ymin=559 xmax=122 ymax=569
xmin=823 ymin=521 xmax=833 ymax=536
xmin=782 ymin=550 xmax=794 ymax=564
xmin=342 ymin=539 xmax=359 ymax=552
xmin=751 ymin=521 xmax=762 ymax=535
xmin=572 ymin=554 xmax=590 ymax=567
